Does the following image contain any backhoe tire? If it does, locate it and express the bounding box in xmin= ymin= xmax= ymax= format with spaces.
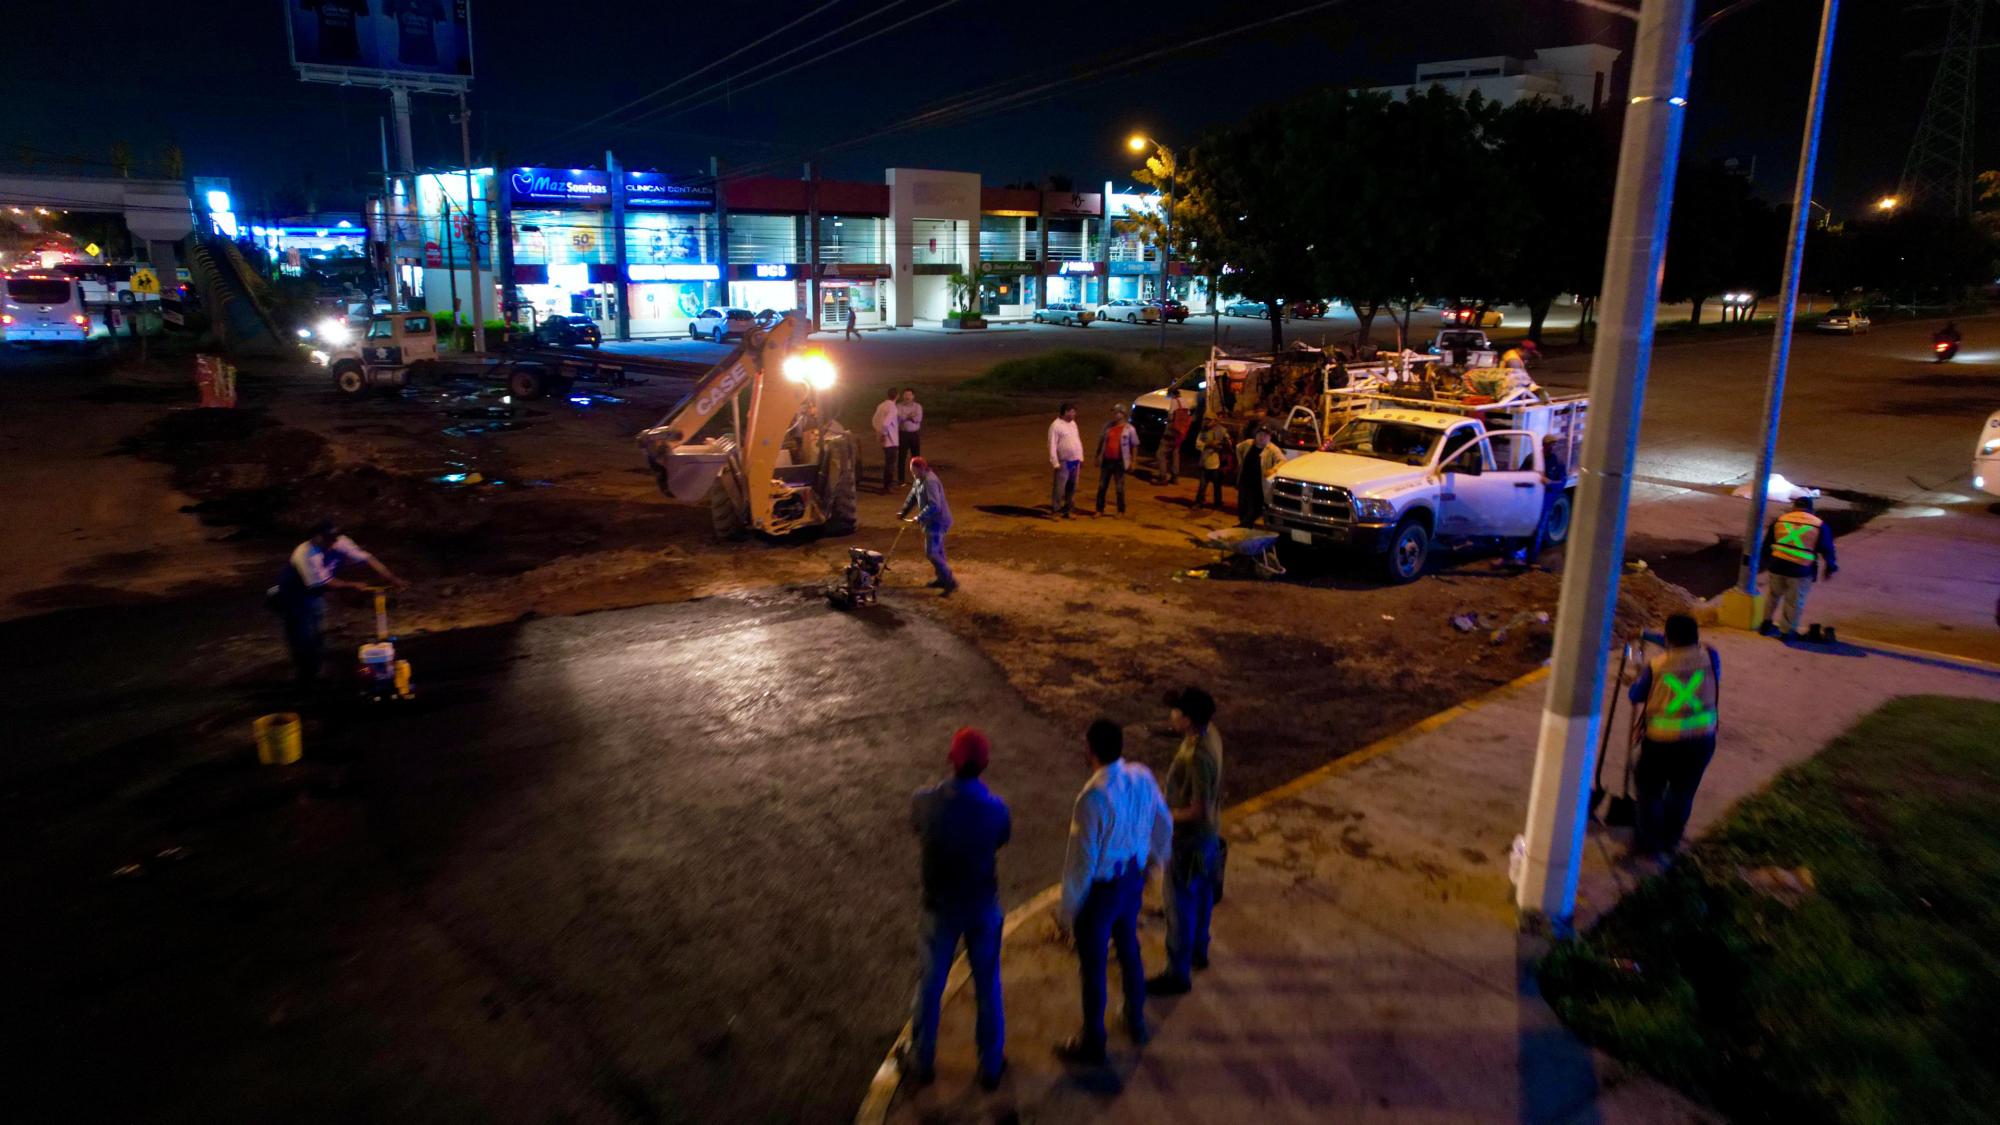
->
xmin=820 ymin=437 xmax=859 ymax=536
xmin=333 ymin=361 xmax=368 ymax=399
xmin=707 ymin=472 xmax=748 ymax=541
xmin=1382 ymin=518 xmax=1430 ymax=585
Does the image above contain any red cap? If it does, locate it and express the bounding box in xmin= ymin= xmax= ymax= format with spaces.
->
xmin=948 ymin=726 xmax=990 ymax=773
xmin=909 ymin=456 xmax=929 ymax=475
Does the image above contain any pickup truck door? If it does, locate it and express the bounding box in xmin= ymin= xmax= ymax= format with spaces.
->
xmin=1437 ymin=429 xmax=1543 ymax=538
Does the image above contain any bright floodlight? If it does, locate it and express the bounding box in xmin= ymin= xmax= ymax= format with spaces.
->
xmin=317 ymin=318 xmax=351 ymax=345
xmin=782 ymin=351 xmax=836 ymax=389
xmin=1127 ymin=134 xmax=1149 ymax=153
xmin=1874 ymin=195 xmax=1900 ymax=212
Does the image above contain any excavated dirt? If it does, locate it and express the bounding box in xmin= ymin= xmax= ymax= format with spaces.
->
xmin=103 ymin=373 xmax=1693 ymax=800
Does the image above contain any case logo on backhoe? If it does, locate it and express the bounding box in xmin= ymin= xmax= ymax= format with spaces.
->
xmin=695 ymin=360 xmax=753 ymax=416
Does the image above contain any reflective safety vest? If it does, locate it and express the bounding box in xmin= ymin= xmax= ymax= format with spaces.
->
xmin=1770 ymin=510 xmax=1823 ymax=567
xmin=1644 ymin=646 xmax=1719 ymax=742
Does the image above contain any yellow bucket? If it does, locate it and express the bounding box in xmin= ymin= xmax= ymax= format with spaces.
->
xmin=253 ymin=713 xmax=302 ymax=766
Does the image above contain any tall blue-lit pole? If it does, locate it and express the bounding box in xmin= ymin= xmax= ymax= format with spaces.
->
xmin=1517 ymin=0 xmax=1695 ymax=930
xmin=1736 ymin=0 xmax=1840 ymax=602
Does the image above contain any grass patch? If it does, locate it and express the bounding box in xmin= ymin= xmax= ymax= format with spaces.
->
xmin=1539 ymin=695 xmax=2000 ymax=1125
xmin=844 ymin=345 xmax=1209 ymax=430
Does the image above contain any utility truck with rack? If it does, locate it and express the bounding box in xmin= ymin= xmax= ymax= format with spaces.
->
xmin=1264 ymin=387 xmax=1587 ymax=583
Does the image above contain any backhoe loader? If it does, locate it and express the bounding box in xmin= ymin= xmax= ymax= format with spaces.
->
xmin=637 ymin=311 xmax=859 ymax=539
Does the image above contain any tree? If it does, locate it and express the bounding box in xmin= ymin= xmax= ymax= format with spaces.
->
xmin=1488 ymin=98 xmax=1616 ymax=341
xmin=1174 ymin=107 xmax=1322 ymax=349
xmin=109 ymin=141 xmax=133 ymax=179
xmin=160 ymin=143 xmax=185 ymax=181
xmin=1660 ymin=163 xmax=1779 ymax=324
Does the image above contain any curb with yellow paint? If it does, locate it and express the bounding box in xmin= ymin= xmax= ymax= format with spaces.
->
xmin=851 ymin=663 xmax=1553 ymax=1125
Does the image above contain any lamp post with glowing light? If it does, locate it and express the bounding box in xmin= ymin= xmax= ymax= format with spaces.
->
xmin=1873 ymin=195 xmax=1900 ymax=213
xmin=1127 ymin=133 xmax=1175 ymax=348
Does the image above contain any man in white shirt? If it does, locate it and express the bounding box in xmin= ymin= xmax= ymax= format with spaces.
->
xmin=271 ymin=521 xmax=405 ymax=688
xmin=896 ymin=388 xmax=924 ymax=483
xmin=871 ymin=388 xmax=901 ymax=493
xmin=1055 ymin=719 xmax=1172 ymax=1066
xmin=1047 ymin=403 xmax=1083 ymax=519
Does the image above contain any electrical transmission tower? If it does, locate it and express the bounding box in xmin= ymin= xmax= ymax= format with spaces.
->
xmin=1899 ymin=0 xmax=1985 ymax=215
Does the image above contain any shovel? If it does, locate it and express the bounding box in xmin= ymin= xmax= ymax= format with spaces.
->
xmin=1590 ymin=641 xmax=1632 ymax=821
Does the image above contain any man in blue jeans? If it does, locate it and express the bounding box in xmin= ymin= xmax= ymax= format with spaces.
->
xmin=905 ymin=727 xmax=1011 ymax=1089
xmin=1149 ymin=686 xmax=1223 ymax=995
xmin=1055 ymin=719 xmax=1171 ymax=1067
xmin=899 ymin=456 xmax=957 ymax=595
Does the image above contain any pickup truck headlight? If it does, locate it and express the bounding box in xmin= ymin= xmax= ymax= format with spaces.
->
xmin=1353 ymin=497 xmax=1395 ymax=521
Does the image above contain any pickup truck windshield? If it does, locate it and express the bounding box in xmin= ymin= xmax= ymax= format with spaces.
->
xmin=1324 ymin=419 xmax=1440 ymax=466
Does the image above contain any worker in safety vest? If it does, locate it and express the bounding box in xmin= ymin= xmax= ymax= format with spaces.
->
xmin=1759 ymin=492 xmax=1838 ymax=640
xmin=1624 ymin=613 xmax=1720 ymax=860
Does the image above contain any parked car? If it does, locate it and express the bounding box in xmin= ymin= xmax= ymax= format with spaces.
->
xmin=1150 ymin=299 xmax=1190 ymax=324
xmin=532 ymin=313 xmax=602 ymax=348
xmin=1814 ymin=307 xmax=1871 ymax=334
xmin=1222 ymin=298 xmax=1269 ymax=318
xmin=688 ymin=307 xmax=758 ymax=342
xmin=1288 ymin=299 xmax=1327 ymax=319
xmin=1094 ymin=298 xmax=1160 ymax=324
xmin=1033 ymin=302 xmax=1094 ymax=327
xmin=1441 ymin=305 xmax=1504 ymax=328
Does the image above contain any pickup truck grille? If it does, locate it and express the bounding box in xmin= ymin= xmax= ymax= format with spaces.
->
xmin=1270 ymin=479 xmax=1353 ymax=525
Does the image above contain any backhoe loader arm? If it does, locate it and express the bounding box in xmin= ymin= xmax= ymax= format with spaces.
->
xmin=641 ymin=314 xmax=798 ymax=451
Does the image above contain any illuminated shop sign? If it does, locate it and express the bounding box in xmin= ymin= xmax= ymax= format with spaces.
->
xmin=509 ymin=167 xmax=610 ymax=205
xmin=1058 ymin=261 xmax=1101 ymax=275
xmin=754 ymin=264 xmax=790 ymax=279
xmin=629 ymin=263 xmax=720 ymax=282
xmin=624 ymin=171 xmax=715 ymax=211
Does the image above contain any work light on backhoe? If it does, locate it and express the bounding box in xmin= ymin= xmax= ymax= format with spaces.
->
xmin=782 ymin=351 xmax=837 ymax=391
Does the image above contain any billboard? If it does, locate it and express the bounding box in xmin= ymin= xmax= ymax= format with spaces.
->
xmin=288 ymin=0 xmax=474 ymax=82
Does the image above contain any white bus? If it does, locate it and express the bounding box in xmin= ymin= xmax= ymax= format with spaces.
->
xmin=2 ymin=274 xmax=90 ymax=345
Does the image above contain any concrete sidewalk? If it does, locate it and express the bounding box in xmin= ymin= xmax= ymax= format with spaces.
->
xmin=870 ymin=629 xmax=2000 ymax=1124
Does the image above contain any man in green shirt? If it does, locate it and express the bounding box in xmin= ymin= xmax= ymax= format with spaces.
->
xmin=1149 ymin=686 xmax=1223 ymax=995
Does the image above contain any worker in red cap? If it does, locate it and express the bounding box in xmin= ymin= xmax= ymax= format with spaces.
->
xmin=898 ymin=455 xmax=957 ymax=595
xmin=903 ymin=726 xmax=1011 ymax=1089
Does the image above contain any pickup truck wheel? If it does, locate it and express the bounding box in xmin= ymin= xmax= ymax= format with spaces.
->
xmin=1383 ymin=519 xmax=1430 ymax=584
xmin=333 ymin=362 xmax=368 ymax=399
xmin=507 ymin=366 xmax=546 ymax=399
xmin=1543 ymin=489 xmax=1575 ymax=545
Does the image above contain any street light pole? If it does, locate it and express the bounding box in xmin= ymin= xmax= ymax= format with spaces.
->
xmin=456 ymin=91 xmax=486 ymax=353
xmin=1734 ymin=0 xmax=1839 ymax=604
xmin=1517 ymin=0 xmax=1695 ymax=930
xmin=1158 ymin=151 xmax=1173 ymax=350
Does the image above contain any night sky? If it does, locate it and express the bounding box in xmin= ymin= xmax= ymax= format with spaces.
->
xmin=3 ymin=0 xmax=1989 ymax=219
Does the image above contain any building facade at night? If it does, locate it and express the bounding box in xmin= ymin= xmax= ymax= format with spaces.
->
xmin=387 ymin=161 xmax=1191 ymax=340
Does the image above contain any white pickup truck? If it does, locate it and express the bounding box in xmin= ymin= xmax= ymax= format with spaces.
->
xmin=1264 ymin=390 xmax=1587 ymax=582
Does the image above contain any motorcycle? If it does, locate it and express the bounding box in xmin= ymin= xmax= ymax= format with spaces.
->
xmin=1933 ymin=337 xmax=1960 ymax=363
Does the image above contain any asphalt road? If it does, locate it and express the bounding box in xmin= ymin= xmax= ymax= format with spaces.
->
xmin=3 ymin=592 xmax=1088 ymax=1124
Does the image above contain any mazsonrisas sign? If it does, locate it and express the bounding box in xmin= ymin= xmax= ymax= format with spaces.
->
xmin=507 ymin=167 xmax=715 ymax=211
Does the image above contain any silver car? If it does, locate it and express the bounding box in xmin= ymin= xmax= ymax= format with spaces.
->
xmin=1034 ymin=302 xmax=1095 ymax=327
xmin=1813 ymin=308 xmax=1871 ymax=334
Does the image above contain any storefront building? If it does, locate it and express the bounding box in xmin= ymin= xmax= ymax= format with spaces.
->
xmin=397 ymin=161 xmax=1177 ymax=337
